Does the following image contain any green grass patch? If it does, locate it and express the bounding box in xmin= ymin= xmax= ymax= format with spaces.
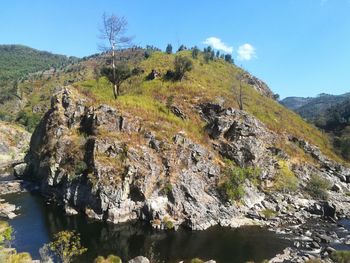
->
xmin=330 ymin=250 xmax=350 ymax=263
xmin=305 ymin=174 xmax=331 ymax=200
xmin=219 ymin=160 xmax=261 ymax=202
xmin=274 ymin=160 xmax=298 ymax=193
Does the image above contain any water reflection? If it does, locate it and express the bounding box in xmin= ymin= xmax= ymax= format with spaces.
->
xmin=5 ymin=192 xmax=290 ymax=263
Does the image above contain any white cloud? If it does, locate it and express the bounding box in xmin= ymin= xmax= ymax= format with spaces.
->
xmin=237 ymin=43 xmax=256 ymax=61
xmin=203 ymin=37 xmax=233 ymax=53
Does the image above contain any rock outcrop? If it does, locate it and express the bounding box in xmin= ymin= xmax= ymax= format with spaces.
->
xmin=25 ymin=88 xmax=244 ymax=230
xmin=240 ymin=72 xmax=276 ymax=99
xmin=0 ymin=121 xmax=30 ymax=172
xmin=24 ymin=87 xmax=350 ymax=233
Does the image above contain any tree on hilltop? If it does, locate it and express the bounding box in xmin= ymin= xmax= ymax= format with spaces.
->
xmin=99 ymin=12 xmax=132 ymax=98
xmin=166 ymin=44 xmax=173 ymax=54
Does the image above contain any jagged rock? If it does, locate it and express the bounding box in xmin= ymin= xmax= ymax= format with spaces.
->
xmin=13 ymin=163 xmax=27 ymax=177
xmin=240 ymin=73 xmax=275 ymax=99
xmin=64 ymin=205 xmax=78 ymax=215
xmin=200 ymin=103 xmax=280 ymax=180
xmin=170 ymin=105 xmax=187 ymax=119
xmin=332 ymin=183 xmax=342 ymax=192
xmin=0 ymin=121 xmax=30 ymax=170
xmin=147 ymin=69 xmax=160 ymax=80
xmin=128 ymin=256 xmax=150 ymax=263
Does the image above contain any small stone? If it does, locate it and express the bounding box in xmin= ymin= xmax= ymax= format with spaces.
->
xmin=128 ymin=256 xmax=150 ymax=263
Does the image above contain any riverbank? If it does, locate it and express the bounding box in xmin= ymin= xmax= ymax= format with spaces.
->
xmin=2 ymin=190 xmax=290 ymax=263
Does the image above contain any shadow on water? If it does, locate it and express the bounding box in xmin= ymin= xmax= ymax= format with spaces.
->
xmin=4 ymin=192 xmax=291 ymax=263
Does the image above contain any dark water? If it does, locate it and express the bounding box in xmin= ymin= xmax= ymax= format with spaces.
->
xmin=4 ymin=192 xmax=291 ymax=263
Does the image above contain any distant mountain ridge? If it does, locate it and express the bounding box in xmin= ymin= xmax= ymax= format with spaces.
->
xmin=0 ymin=44 xmax=77 ymax=82
xmin=280 ymin=92 xmax=350 ymax=120
xmin=281 ymin=92 xmax=350 ymax=160
xmin=0 ymin=44 xmax=78 ymax=105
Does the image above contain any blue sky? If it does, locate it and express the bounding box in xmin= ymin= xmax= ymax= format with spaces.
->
xmin=0 ymin=0 xmax=349 ymax=98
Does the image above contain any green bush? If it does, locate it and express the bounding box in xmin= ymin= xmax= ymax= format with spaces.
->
xmin=330 ymin=250 xmax=350 ymax=263
xmin=161 ymin=182 xmax=173 ymax=196
xmin=16 ymin=110 xmax=41 ymax=132
xmin=94 ymin=255 xmax=122 ymax=263
xmin=74 ymin=160 xmax=88 ymax=175
xmin=0 ymin=221 xmax=13 ymax=246
xmin=261 ymin=209 xmax=277 ymax=219
xmin=191 ymin=258 xmax=204 ymax=263
xmin=305 ymin=174 xmax=331 ymax=200
xmin=220 ymin=160 xmax=260 ymax=202
xmin=163 ymin=217 xmax=174 ymax=230
xmin=274 ymin=161 xmax=298 ymax=193
xmin=173 ymin=55 xmax=193 ymax=81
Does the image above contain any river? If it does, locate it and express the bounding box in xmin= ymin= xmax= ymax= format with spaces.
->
xmin=4 ymin=192 xmax=291 ymax=263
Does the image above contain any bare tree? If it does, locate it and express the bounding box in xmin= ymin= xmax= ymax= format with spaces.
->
xmin=236 ymin=82 xmax=244 ymax=110
xmin=99 ymin=13 xmax=132 ymax=98
xmin=234 ymin=74 xmax=247 ymax=110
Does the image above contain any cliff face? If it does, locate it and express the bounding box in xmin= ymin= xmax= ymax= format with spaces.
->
xmin=0 ymin=121 xmax=30 ymax=169
xmin=25 ymin=86 xmax=350 ymax=230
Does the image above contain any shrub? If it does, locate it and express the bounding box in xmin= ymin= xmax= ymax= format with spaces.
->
xmin=274 ymin=161 xmax=298 ymax=193
xmin=6 ymin=252 xmax=33 ymax=263
xmin=330 ymin=250 xmax=350 ymax=263
xmin=161 ymin=182 xmax=173 ymax=196
xmin=174 ymin=56 xmax=193 ymax=81
xmin=177 ymin=45 xmax=187 ymax=52
xmin=192 ymin=46 xmax=199 ymax=59
xmin=224 ymin=54 xmax=234 ymax=64
xmin=48 ymin=230 xmax=87 ymax=263
xmin=305 ymin=174 xmax=331 ymax=200
xmin=261 ymin=209 xmax=277 ymax=219
xmin=0 ymin=221 xmax=13 ymax=246
xmin=165 ymin=95 xmax=174 ymax=113
xmin=16 ymin=110 xmax=41 ymax=132
xmin=163 ymin=217 xmax=174 ymax=230
xmin=191 ymin=258 xmax=204 ymax=263
xmin=165 ymin=44 xmax=173 ymax=54
xmin=94 ymin=255 xmax=122 ymax=263
xmin=219 ymin=160 xmax=260 ymax=202
xmin=74 ymin=160 xmax=88 ymax=175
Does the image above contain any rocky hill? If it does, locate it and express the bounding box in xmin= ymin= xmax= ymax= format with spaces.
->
xmin=0 ymin=45 xmax=346 ymax=261
xmin=10 ymin=48 xmax=347 ymax=237
xmin=24 ymin=84 xmax=350 ymax=228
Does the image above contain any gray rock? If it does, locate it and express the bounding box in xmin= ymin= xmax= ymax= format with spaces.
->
xmin=128 ymin=256 xmax=150 ymax=263
xmin=13 ymin=163 xmax=27 ymax=177
xmin=171 ymin=105 xmax=187 ymax=119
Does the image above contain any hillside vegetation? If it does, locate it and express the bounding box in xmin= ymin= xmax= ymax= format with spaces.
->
xmin=281 ymin=93 xmax=350 ymax=161
xmin=0 ymin=46 xmax=342 ymax=163
xmin=280 ymin=93 xmax=350 ymax=121
xmin=0 ymin=44 xmax=78 ymax=111
xmin=76 ymin=50 xmax=341 ymax=162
